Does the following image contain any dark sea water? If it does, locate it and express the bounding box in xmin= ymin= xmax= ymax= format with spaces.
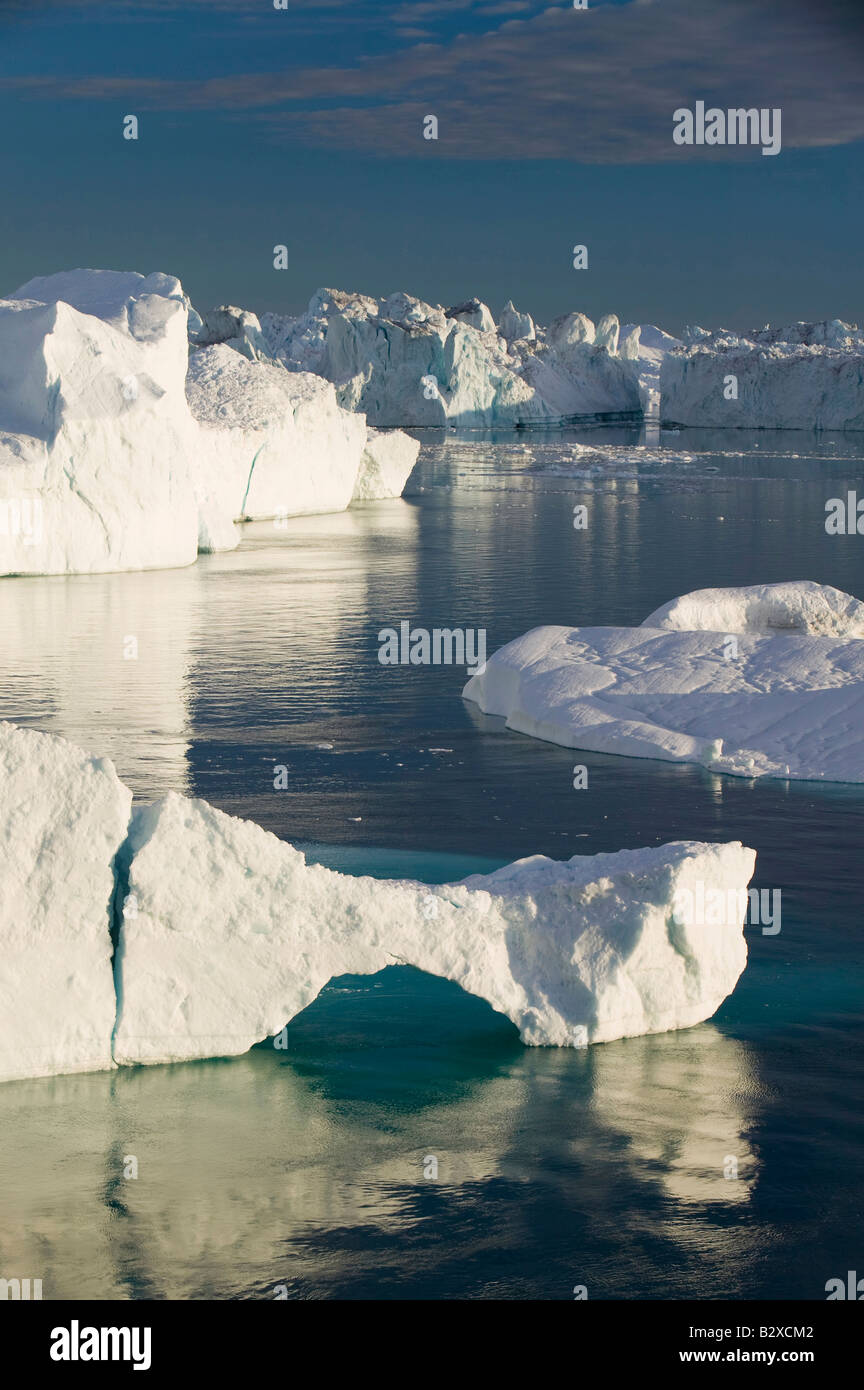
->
xmin=1 ymin=424 xmax=863 ymax=1300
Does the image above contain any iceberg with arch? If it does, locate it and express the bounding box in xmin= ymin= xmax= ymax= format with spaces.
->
xmin=0 ymin=720 xmax=754 ymax=1082
xmin=462 ymin=581 xmax=864 ymax=782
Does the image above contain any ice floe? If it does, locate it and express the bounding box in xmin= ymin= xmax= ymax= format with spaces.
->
xmin=463 ymin=582 xmax=864 ymax=782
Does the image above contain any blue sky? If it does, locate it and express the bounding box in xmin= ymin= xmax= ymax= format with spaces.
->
xmin=1 ymin=0 xmax=862 ymax=332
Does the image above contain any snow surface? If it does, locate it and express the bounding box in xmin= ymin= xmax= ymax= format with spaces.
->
xmin=463 ymin=582 xmax=864 ymax=783
xmin=0 ymin=269 xmax=415 ymax=575
xmin=0 ymin=722 xmax=130 ymax=1082
xmin=0 ymin=721 xmax=755 ymax=1079
xmin=260 ymin=289 xmax=642 ymax=428
xmin=660 ymin=321 xmax=864 ymax=430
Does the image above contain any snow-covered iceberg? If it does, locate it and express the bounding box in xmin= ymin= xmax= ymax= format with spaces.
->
xmin=260 ymin=290 xmax=642 ymax=428
xmin=0 ymin=269 xmax=416 ymax=577
xmin=660 ymin=321 xmax=864 ymax=430
xmin=0 ymin=721 xmax=754 ymax=1080
xmin=0 ymin=722 xmax=130 ymax=1083
xmin=463 ymin=582 xmax=864 ymax=782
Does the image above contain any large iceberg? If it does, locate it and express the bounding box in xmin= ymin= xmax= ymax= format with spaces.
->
xmin=0 ymin=269 xmax=417 ymax=576
xmin=463 ymin=582 xmax=864 ymax=783
xmin=660 ymin=321 xmax=864 ymax=430
xmin=0 ymin=722 xmax=754 ymax=1081
xmin=260 ymin=290 xmax=642 ymax=428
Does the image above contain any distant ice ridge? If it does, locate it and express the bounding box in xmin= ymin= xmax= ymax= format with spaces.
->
xmin=0 ymin=269 xmax=418 ymax=576
xmin=0 ymin=720 xmax=755 ymax=1081
xmin=463 ymin=582 xmax=864 ymax=783
xmin=661 ymin=320 xmax=864 ymax=430
xmin=259 ymin=290 xmax=642 ymax=427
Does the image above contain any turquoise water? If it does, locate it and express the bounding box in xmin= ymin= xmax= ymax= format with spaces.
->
xmin=0 ymin=424 xmax=863 ymax=1299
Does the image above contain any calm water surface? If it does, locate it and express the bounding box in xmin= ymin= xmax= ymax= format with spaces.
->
xmin=1 ymin=424 xmax=863 ymax=1299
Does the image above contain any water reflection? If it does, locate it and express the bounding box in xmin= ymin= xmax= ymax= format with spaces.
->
xmin=0 ymin=982 xmax=762 ymax=1301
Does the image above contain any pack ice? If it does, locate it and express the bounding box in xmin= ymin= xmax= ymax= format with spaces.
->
xmin=463 ymin=581 xmax=864 ymax=783
xmin=261 ymin=291 xmax=642 ymax=427
xmin=0 ymin=270 xmax=418 ymax=576
xmin=660 ymin=320 xmax=864 ymax=430
xmin=0 ymin=722 xmax=754 ymax=1081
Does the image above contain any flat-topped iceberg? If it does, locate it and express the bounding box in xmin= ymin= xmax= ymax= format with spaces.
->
xmin=0 ymin=269 xmax=416 ymax=577
xmin=660 ymin=320 xmax=864 ymax=430
xmin=463 ymin=582 xmax=864 ymax=783
xmin=0 ymin=722 xmax=754 ymax=1081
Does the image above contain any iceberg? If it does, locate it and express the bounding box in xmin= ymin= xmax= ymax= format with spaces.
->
xmin=0 ymin=270 xmax=203 ymax=575
xmin=260 ymin=288 xmax=642 ymax=428
xmin=619 ymin=323 xmax=683 ymax=415
xmin=113 ymin=797 xmax=753 ymax=1061
xmin=462 ymin=582 xmax=864 ymax=783
xmin=185 ymin=343 xmax=368 ymax=519
xmin=352 ymin=427 xmax=420 ymax=501
xmin=660 ymin=321 xmax=864 ymax=430
xmin=188 ymin=303 xmax=271 ymax=362
xmin=0 ymin=721 xmax=754 ymax=1080
xmin=498 ymin=300 xmax=535 ymax=344
xmin=0 ymin=269 xmax=417 ymax=577
xmin=445 ymin=297 xmax=498 ymax=335
xmin=0 ymin=722 xmax=130 ymax=1082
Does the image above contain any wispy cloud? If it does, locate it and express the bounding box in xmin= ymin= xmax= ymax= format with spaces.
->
xmin=3 ymin=0 xmax=863 ymax=162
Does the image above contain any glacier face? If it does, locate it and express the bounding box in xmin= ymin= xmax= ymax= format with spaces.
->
xmin=462 ymin=582 xmax=864 ymax=783
xmin=0 ymin=269 xmax=416 ymax=577
xmin=259 ymin=288 xmax=642 ymax=427
xmin=660 ymin=321 xmax=864 ymax=430
xmin=0 ymin=721 xmax=754 ymax=1081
